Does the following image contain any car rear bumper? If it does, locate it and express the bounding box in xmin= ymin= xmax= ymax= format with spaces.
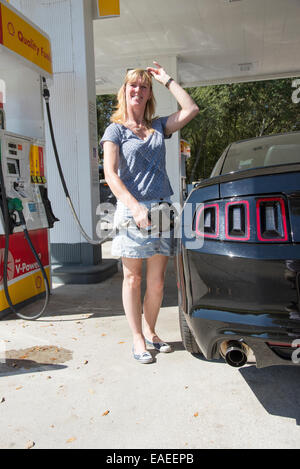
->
xmin=188 ymin=307 xmax=300 ymax=368
xmin=182 ymin=249 xmax=300 ymax=368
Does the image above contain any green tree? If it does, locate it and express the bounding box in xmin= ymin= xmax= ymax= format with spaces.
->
xmin=182 ymin=78 xmax=300 ymax=182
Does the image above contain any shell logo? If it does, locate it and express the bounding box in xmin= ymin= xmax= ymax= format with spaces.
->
xmin=35 ymin=275 xmax=42 ymax=289
xmin=0 ymin=249 xmax=15 ymax=283
xmin=7 ymin=22 xmax=15 ymax=37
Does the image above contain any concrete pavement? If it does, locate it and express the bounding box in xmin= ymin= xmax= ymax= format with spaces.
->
xmin=1 ymin=242 xmax=300 ymax=449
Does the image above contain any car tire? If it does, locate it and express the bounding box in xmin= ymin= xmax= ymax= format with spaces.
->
xmin=179 ymin=306 xmax=202 ymax=354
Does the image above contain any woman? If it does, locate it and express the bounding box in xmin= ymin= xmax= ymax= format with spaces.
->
xmin=101 ymin=61 xmax=199 ymax=363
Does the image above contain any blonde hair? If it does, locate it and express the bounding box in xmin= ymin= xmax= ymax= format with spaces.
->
xmin=111 ymin=69 xmax=156 ymax=128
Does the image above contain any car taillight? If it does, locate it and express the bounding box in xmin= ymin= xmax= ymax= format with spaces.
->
xmin=256 ymin=197 xmax=288 ymax=242
xmin=195 ymin=204 xmax=219 ymax=238
xmin=225 ymin=200 xmax=250 ymax=241
xmin=193 ymin=195 xmax=289 ymax=243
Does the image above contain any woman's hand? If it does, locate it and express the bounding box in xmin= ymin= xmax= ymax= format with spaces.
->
xmin=147 ymin=61 xmax=171 ymax=87
xmin=132 ymin=203 xmax=151 ymax=230
xmin=147 ymin=61 xmax=199 ymax=136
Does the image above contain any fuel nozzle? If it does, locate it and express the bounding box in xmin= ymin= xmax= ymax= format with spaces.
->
xmin=7 ymin=197 xmax=23 ymax=213
xmin=7 ymin=197 xmax=26 ymax=229
xmin=42 ymin=77 xmax=50 ymax=103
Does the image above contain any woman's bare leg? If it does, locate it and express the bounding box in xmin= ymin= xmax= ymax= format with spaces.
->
xmin=121 ymin=257 xmax=146 ymax=354
xmin=143 ymin=254 xmax=169 ymax=342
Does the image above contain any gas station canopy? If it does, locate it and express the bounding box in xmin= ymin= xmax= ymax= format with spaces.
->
xmin=93 ymin=0 xmax=300 ymax=95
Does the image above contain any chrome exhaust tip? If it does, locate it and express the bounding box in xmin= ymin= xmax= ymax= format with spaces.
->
xmin=220 ymin=340 xmax=249 ymax=368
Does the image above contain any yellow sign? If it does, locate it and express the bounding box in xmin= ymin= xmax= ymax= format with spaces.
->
xmin=180 ymin=139 xmax=191 ymax=158
xmin=0 ymin=1 xmax=53 ymax=76
xmin=30 ymin=144 xmax=45 ymax=179
xmin=97 ymin=0 xmax=120 ymax=18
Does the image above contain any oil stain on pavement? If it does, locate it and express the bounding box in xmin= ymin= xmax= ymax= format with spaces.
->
xmin=0 ymin=345 xmax=72 ymax=374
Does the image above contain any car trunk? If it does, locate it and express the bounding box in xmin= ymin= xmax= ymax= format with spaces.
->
xmin=182 ymin=167 xmax=300 ymax=316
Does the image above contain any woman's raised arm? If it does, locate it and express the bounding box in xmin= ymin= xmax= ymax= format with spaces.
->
xmin=147 ymin=61 xmax=199 ymax=136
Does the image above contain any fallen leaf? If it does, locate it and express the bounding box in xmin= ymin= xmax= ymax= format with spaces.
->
xmin=102 ymin=410 xmax=110 ymax=416
xmin=25 ymin=440 xmax=35 ymax=449
xmin=194 ymin=412 xmax=199 ymax=417
xmin=1 ymin=397 xmax=5 ymax=403
xmin=66 ymin=437 xmax=76 ymax=444
xmin=16 ymin=386 xmax=23 ymax=391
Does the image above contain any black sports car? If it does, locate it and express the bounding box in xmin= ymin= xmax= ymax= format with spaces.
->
xmin=177 ymin=131 xmax=300 ymax=368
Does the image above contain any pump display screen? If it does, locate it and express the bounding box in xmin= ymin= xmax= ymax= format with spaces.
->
xmin=7 ymin=159 xmax=19 ymax=176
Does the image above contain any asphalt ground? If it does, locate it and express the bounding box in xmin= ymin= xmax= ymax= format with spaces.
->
xmin=0 ymin=242 xmax=300 ymax=450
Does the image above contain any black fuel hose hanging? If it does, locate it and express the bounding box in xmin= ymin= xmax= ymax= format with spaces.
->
xmin=0 ymin=158 xmax=50 ymax=320
xmin=42 ymin=78 xmax=70 ymax=199
xmin=42 ymin=78 xmax=113 ymax=245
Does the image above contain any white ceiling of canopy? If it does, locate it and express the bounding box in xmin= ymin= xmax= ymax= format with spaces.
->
xmin=93 ymin=0 xmax=300 ymax=94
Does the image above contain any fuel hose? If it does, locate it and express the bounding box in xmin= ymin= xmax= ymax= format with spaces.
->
xmin=42 ymin=78 xmax=114 ymax=245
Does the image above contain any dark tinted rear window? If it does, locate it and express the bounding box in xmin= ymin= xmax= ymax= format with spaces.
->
xmin=221 ymin=132 xmax=300 ymax=175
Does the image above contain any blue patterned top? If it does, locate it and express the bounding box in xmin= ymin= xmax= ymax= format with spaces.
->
xmin=100 ymin=116 xmax=173 ymax=201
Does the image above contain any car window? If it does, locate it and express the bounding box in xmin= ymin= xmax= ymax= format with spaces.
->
xmin=221 ymin=132 xmax=300 ymax=175
xmin=210 ymin=147 xmax=228 ymax=177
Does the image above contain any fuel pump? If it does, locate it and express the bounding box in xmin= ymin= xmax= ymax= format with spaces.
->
xmin=0 ymin=131 xmax=58 ymax=319
xmin=0 ymin=0 xmax=56 ymax=320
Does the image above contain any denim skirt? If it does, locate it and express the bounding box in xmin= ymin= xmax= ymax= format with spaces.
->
xmin=111 ymin=199 xmax=176 ymax=259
